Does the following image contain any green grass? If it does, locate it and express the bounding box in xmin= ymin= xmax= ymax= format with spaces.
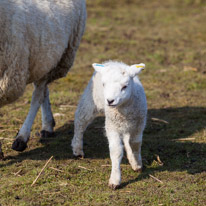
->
xmin=0 ymin=0 xmax=206 ymax=205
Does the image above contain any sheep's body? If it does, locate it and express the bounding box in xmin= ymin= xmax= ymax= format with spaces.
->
xmin=0 ymin=0 xmax=86 ymax=152
xmin=72 ymin=61 xmax=147 ymax=189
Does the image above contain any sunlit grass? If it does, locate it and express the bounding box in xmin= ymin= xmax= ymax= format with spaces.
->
xmin=0 ymin=0 xmax=206 ymax=205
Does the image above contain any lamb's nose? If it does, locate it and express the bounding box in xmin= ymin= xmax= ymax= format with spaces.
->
xmin=107 ymin=99 xmax=114 ymax=105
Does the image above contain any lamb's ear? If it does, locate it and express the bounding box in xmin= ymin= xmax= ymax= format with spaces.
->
xmin=128 ymin=63 xmax=145 ymax=77
xmin=92 ymin=63 xmax=105 ymax=73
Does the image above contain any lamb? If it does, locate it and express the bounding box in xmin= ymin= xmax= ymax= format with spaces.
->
xmin=71 ymin=61 xmax=147 ymax=189
xmin=0 ymin=0 xmax=86 ymax=154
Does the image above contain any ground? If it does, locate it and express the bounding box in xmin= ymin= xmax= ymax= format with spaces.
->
xmin=0 ymin=0 xmax=206 ymax=205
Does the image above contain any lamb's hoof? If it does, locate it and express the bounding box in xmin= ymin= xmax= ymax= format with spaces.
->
xmin=12 ymin=138 xmax=27 ymax=152
xmin=40 ymin=130 xmax=54 ymax=138
xmin=0 ymin=151 xmax=4 ymax=160
xmin=109 ymin=184 xmax=120 ymax=190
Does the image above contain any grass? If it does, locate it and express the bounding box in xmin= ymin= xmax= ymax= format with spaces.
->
xmin=0 ymin=0 xmax=206 ymax=205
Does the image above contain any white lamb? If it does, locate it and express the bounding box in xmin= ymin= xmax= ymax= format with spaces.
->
xmin=0 ymin=0 xmax=86 ymax=154
xmin=71 ymin=61 xmax=147 ymax=189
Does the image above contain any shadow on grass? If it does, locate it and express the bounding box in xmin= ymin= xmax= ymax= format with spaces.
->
xmin=1 ymin=107 xmax=206 ymax=187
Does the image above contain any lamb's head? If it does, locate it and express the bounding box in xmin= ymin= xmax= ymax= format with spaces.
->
xmin=92 ymin=61 xmax=145 ymax=107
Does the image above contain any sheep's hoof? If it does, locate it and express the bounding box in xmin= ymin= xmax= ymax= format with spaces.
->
xmin=12 ymin=138 xmax=27 ymax=152
xmin=73 ymin=154 xmax=84 ymax=159
xmin=109 ymin=184 xmax=120 ymax=190
xmin=39 ymin=130 xmax=55 ymax=143
xmin=40 ymin=130 xmax=54 ymax=138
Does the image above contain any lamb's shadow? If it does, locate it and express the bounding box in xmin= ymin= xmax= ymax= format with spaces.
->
xmin=1 ymin=107 xmax=206 ymax=187
xmin=121 ymin=106 xmax=206 ymax=188
xmin=144 ymin=106 xmax=206 ymax=173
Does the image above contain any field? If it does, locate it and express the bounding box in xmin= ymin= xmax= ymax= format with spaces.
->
xmin=0 ymin=0 xmax=206 ymax=205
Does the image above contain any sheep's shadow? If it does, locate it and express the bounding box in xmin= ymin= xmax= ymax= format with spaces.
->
xmin=1 ymin=106 xmax=206 ymax=188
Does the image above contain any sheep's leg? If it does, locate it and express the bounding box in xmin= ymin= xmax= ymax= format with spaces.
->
xmin=12 ymin=81 xmax=47 ymax=151
xmin=123 ymin=132 xmax=143 ymax=172
xmin=107 ymin=130 xmax=123 ymax=189
xmin=40 ymin=86 xmax=55 ymax=138
xmin=71 ymin=98 xmax=97 ymax=157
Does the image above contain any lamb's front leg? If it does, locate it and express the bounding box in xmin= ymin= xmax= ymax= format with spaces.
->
xmin=12 ymin=81 xmax=47 ymax=151
xmin=107 ymin=130 xmax=123 ymax=190
xmin=123 ymin=132 xmax=143 ymax=172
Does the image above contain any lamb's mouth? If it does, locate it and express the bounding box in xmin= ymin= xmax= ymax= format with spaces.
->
xmin=108 ymin=104 xmax=118 ymax=107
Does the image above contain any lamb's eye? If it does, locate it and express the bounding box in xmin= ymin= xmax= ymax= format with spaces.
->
xmin=121 ymin=85 xmax=127 ymax=91
xmin=103 ymin=83 xmax=105 ymax=87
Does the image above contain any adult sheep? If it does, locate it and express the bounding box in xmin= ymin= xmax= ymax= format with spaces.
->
xmin=0 ymin=0 xmax=87 ymax=153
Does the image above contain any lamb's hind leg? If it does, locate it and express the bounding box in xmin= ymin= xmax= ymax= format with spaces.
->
xmin=123 ymin=132 xmax=143 ymax=172
xmin=12 ymin=81 xmax=47 ymax=151
xmin=71 ymin=98 xmax=97 ymax=158
xmin=40 ymin=86 xmax=55 ymax=139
